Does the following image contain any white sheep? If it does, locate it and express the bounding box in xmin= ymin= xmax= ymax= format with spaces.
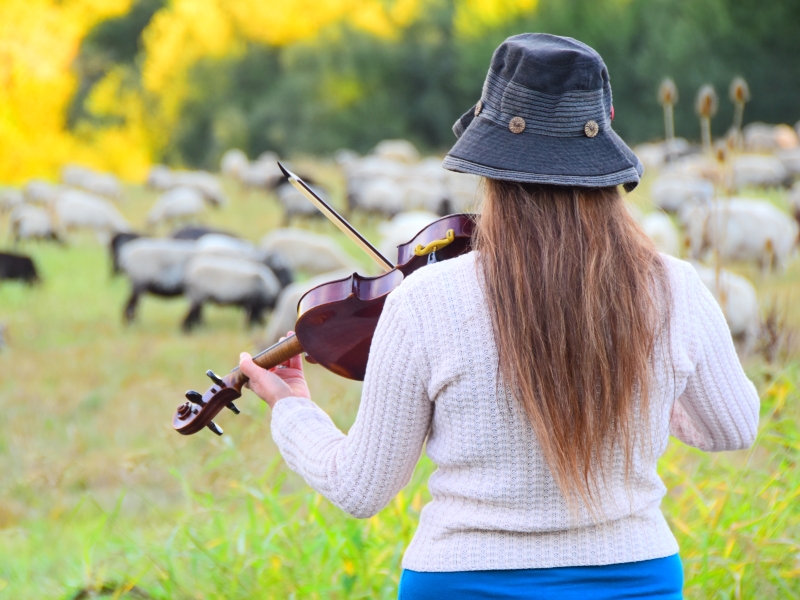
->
xmin=634 ymin=143 xmax=667 ymax=172
xmin=192 ymin=234 xmax=294 ymax=288
xmin=373 ymin=139 xmax=420 ymax=164
xmin=661 ymin=154 xmax=723 ymax=184
xmin=352 ymin=177 xmax=406 ymax=217
xmin=346 ymin=156 xmax=408 ymax=185
xmin=0 ymin=189 xmax=24 ymax=213
xmin=777 ymin=148 xmax=800 ymax=177
xmin=10 ymin=205 xmax=58 ymax=242
xmin=118 ymin=238 xmax=198 ymax=322
xmin=61 ymin=165 xmax=122 ymax=200
xmin=691 ymin=263 xmax=759 ymax=355
xmin=54 ymin=189 xmax=131 ymax=241
xmin=334 ymin=148 xmax=360 ymax=166
xmin=194 ymin=233 xmax=258 ymax=260
xmin=399 ymin=179 xmax=449 ymax=214
xmin=444 ymin=171 xmax=482 ymax=213
xmin=345 ymin=156 xmax=408 ymax=210
xmin=731 ymin=155 xmax=788 ymax=189
xmin=146 ymin=166 xmax=226 ymax=206
xmin=263 ymin=268 xmax=354 ymax=345
xmin=650 ymin=175 xmax=714 ymax=212
xmin=681 ymin=198 xmax=797 ymax=270
xmin=378 ymin=211 xmax=440 ymax=262
xmin=182 ymin=255 xmax=282 ymax=331
xmin=146 ymin=165 xmax=173 ymax=189
xmin=259 ymin=228 xmax=358 ymax=275
xmin=172 ymin=171 xmax=227 ymax=206
xmin=220 ymin=149 xmax=249 ymax=179
xmin=641 ymin=212 xmax=681 ymax=256
xmin=195 ymin=233 xmax=294 ymax=287
xmin=147 ymin=187 xmax=207 ymax=227
xmin=240 ymin=153 xmax=284 ymax=189
xmin=744 ymin=123 xmax=799 ymax=153
xmin=274 ymin=181 xmax=328 ymax=224
xmin=24 ymin=180 xmax=63 ymax=206
xmin=788 ymin=182 xmax=800 ymax=221
xmin=633 ymin=139 xmax=691 ymax=171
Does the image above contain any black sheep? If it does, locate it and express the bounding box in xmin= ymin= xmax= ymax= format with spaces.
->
xmin=0 ymin=252 xmax=39 ymax=283
xmin=109 ymin=232 xmax=142 ymax=274
xmin=170 ymin=226 xmax=237 ymax=241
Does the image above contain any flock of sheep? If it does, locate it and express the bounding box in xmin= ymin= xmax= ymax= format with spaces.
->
xmin=0 ymin=140 xmax=483 ymax=342
xmin=632 ymin=121 xmax=800 ymax=352
xmin=2 ymin=122 xmax=800 ymax=356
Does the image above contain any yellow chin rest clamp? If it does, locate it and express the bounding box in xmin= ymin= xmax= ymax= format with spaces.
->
xmin=413 ymin=229 xmax=455 ymax=257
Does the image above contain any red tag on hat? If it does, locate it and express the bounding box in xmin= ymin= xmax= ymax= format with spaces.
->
xmin=610 ymin=105 xmax=615 ymax=121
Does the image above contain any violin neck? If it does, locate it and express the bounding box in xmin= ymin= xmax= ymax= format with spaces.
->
xmin=227 ymin=335 xmax=304 ymax=390
xmin=252 ymin=334 xmax=304 ymax=370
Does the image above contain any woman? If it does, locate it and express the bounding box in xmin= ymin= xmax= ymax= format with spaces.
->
xmin=239 ymin=34 xmax=760 ymax=599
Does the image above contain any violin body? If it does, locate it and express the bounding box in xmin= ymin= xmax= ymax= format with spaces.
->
xmin=296 ymin=269 xmax=403 ymax=380
xmin=298 ymin=213 xmax=476 ymax=381
xmin=173 ymin=213 xmax=476 ymax=436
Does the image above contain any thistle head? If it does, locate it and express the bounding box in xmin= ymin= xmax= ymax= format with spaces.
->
xmin=729 ymin=77 xmax=750 ymax=104
xmin=695 ymin=85 xmax=719 ymax=118
xmin=658 ymin=78 xmax=678 ymax=106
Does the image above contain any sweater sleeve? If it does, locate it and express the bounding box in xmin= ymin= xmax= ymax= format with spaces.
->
xmin=669 ymin=268 xmax=760 ymax=451
xmin=270 ymin=288 xmax=433 ymax=518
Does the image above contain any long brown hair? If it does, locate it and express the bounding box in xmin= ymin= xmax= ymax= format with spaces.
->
xmin=476 ymin=180 xmax=670 ymax=509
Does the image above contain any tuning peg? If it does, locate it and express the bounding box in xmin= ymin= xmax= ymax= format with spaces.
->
xmin=185 ymin=390 xmax=205 ymax=405
xmin=206 ymin=370 xmax=226 ymax=387
xmin=207 ymin=421 xmax=223 ymax=436
xmin=225 ymin=401 xmax=241 ymax=415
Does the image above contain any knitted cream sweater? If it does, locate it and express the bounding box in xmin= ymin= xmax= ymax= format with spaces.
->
xmin=271 ymin=252 xmax=760 ymax=572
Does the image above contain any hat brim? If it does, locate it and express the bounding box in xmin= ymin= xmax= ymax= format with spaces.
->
xmin=446 ymin=108 xmax=643 ymax=192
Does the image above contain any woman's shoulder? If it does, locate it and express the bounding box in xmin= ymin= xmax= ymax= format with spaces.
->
xmin=658 ymin=253 xmax=706 ymax=297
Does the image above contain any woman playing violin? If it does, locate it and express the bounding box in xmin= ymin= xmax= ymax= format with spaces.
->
xmin=239 ymin=34 xmax=759 ymax=599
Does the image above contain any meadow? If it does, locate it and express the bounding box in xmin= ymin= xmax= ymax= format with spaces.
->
xmin=1 ymin=169 xmax=800 ymax=599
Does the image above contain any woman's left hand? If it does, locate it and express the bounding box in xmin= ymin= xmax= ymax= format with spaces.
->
xmin=239 ymin=332 xmax=311 ymax=409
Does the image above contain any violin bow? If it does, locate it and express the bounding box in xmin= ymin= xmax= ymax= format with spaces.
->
xmin=277 ymin=162 xmax=395 ymax=273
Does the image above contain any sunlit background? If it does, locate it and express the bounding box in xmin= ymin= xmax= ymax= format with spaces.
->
xmin=2 ymin=0 xmax=800 ymax=598
xmin=3 ymin=0 xmax=800 ymax=182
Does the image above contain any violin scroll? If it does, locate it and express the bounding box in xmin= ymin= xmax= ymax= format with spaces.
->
xmin=172 ymin=335 xmax=304 ymax=436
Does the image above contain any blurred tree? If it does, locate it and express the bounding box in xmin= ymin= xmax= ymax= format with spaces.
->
xmin=69 ymin=0 xmax=166 ymax=128
xmin=0 ymin=0 xmax=133 ymax=182
xmin=52 ymin=0 xmax=800 ymax=173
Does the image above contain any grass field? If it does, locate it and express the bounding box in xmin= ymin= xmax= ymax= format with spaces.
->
xmin=1 ymin=168 xmax=800 ymax=598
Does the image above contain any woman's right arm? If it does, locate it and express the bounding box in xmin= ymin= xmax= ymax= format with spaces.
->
xmin=669 ymin=267 xmax=760 ymax=452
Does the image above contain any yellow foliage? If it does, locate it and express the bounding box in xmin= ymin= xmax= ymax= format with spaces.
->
xmin=0 ymin=0 xmax=133 ymax=183
xmin=454 ymin=0 xmax=538 ymax=37
xmin=141 ymin=0 xmax=239 ymax=121
xmin=0 ymin=0 xmax=537 ymax=183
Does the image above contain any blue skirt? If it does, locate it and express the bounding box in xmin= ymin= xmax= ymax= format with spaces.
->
xmin=399 ymin=554 xmax=683 ymax=600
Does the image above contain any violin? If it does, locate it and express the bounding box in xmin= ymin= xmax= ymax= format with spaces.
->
xmin=172 ymin=165 xmax=476 ymax=436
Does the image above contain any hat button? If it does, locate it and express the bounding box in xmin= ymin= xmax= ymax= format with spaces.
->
xmin=584 ymin=120 xmax=599 ymax=138
xmin=474 ymin=100 xmax=483 ymax=117
xmin=509 ymin=116 xmax=526 ymax=134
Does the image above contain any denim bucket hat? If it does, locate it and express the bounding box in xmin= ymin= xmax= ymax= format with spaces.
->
xmin=443 ymin=33 xmax=643 ymax=192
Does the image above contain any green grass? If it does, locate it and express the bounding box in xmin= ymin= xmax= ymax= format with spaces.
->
xmin=0 ymin=172 xmax=799 ymax=598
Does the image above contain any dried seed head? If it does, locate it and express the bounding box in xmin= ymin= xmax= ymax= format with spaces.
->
xmin=729 ymin=77 xmax=750 ymax=104
xmin=714 ymin=142 xmax=728 ymax=163
xmin=695 ymin=84 xmax=719 ymax=118
xmin=658 ymin=78 xmax=678 ymax=106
